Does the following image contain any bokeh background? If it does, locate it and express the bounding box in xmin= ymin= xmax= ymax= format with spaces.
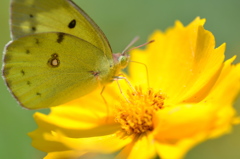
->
xmin=1 ymin=0 xmax=240 ymax=159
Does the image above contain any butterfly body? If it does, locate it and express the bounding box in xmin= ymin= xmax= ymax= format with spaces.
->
xmin=2 ymin=0 xmax=129 ymax=109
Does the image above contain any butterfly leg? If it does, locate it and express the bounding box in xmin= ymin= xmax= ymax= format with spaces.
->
xmin=113 ymin=75 xmax=137 ymax=103
xmin=129 ymin=61 xmax=150 ymax=88
xmin=100 ymin=86 xmax=112 ymax=123
xmin=114 ymin=74 xmax=136 ymax=93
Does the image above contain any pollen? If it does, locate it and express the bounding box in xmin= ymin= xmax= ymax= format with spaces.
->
xmin=115 ymin=87 xmax=165 ymax=135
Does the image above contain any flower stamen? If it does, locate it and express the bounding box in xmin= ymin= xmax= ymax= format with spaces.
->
xmin=115 ymin=87 xmax=165 ymax=135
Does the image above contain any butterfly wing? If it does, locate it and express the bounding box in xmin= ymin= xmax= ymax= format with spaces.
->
xmin=3 ymin=33 xmax=111 ymax=109
xmin=11 ymin=0 xmax=112 ymax=58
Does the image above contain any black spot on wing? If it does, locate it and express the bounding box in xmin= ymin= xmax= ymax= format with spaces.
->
xmin=36 ymin=92 xmax=41 ymax=96
xmin=68 ymin=19 xmax=76 ymax=29
xmin=26 ymin=49 xmax=30 ymax=54
xmin=31 ymin=26 xmax=36 ymax=32
xmin=21 ymin=70 xmax=25 ymax=76
xmin=57 ymin=33 xmax=64 ymax=43
xmin=29 ymin=14 xmax=34 ymax=18
xmin=2 ymin=67 xmax=10 ymax=76
xmin=27 ymin=81 xmax=31 ymax=86
xmin=35 ymin=38 xmax=39 ymax=44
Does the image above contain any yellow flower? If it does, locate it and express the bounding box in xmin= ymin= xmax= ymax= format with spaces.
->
xmin=29 ymin=17 xmax=240 ymax=159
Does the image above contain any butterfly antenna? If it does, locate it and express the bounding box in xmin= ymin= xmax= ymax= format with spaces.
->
xmin=122 ymin=36 xmax=140 ymax=55
xmin=127 ymin=40 xmax=155 ymax=53
xmin=122 ymin=37 xmax=155 ymax=55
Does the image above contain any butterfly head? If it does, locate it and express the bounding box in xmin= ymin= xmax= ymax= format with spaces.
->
xmin=119 ymin=53 xmax=130 ymax=69
xmin=113 ymin=52 xmax=130 ymax=69
xmin=112 ymin=37 xmax=155 ymax=70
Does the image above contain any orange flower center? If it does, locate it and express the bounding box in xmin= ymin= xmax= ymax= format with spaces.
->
xmin=115 ymin=87 xmax=165 ymax=135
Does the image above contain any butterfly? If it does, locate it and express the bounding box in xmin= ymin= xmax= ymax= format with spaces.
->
xmin=2 ymin=0 xmax=130 ymax=109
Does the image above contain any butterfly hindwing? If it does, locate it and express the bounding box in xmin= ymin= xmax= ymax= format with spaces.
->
xmin=3 ymin=32 xmax=111 ymax=109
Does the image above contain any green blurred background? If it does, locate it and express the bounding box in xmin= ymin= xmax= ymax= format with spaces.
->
xmin=1 ymin=0 xmax=240 ymax=159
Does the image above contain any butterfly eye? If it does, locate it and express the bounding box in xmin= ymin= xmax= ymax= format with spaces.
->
xmin=68 ymin=19 xmax=76 ymax=29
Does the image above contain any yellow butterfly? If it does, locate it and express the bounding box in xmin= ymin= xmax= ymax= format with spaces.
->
xmin=2 ymin=0 xmax=130 ymax=109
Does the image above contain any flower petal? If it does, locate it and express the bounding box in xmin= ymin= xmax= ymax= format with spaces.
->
xmin=151 ymin=53 xmax=240 ymax=159
xmin=155 ymin=137 xmax=202 ymax=159
xmin=30 ymin=123 xmax=131 ymax=155
xmin=204 ymin=56 xmax=240 ymax=106
xmin=44 ymin=150 xmax=86 ymax=159
xmin=55 ymin=132 xmax=132 ymax=154
xmin=153 ymin=102 xmax=236 ymax=158
xmin=116 ymin=134 xmax=156 ymax=159
xmin=130 ymin=17 xmax=225 ymax=105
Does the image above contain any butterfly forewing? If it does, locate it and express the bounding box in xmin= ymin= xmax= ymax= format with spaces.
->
xmin=11 ymin=0 xmax=112 ymax=57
